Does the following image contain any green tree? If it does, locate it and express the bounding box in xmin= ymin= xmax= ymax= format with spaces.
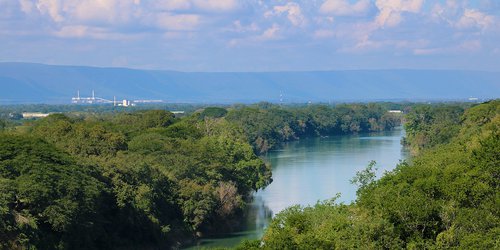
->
xmin=199 ymin=107 xmax=228 ymax=119
xmin=0 ymin=134 xmax=105 ymax=249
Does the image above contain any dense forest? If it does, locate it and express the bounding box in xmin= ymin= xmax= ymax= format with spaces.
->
xmin=226 ymin=103 xmax=402 ymax=153
xmin=0 ymin=103 xmax=399 ymax=249
xmin=240 ymin=100 xmax=499 ymax=249
xmin=0 ymin=110 xmax=271 ymax=249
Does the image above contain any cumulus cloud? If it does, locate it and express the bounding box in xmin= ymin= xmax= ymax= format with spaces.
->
xmin=20 ymin=0 xmax=235 ymax=39
xmin=258 ymin=23 xmax=281 ymax=40
xmin=73 ymin=0 xmax=142 ymax=24
xmin=375 ymin=0 xmax=424 ymax=27
xmin=192 ymin=0 xmax=238 ymax=12
xmin=2 ymin=0 xmax=500 ymax=70
xmin=430 ymin=0 xmax=461 ymax=22
xmin=36 ymin=0 xmax=64 ymax=22
xmin=266 ymin=2 xmax=306 ymax=27
xmin=154 ymin=0 xmax=238 ymax=12
xmin=319 ymin=0 xmax=370 ymax=16
xmin=33 ymin=0 xmax=143 ymax=24
xmin=375 ymin=0 xmax=424 ymax=13
xmin=456 ymin=9 xmax=495 ymax=30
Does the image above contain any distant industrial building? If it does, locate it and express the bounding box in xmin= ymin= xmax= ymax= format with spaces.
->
xmin=71 ymin=90 xmax=111 ymax=104
xmin=388 ymin=110 xmax=403 ymax=113
xmin=22 ymin=112 xmax=51 ymax=118
xmin=71 ymin=90 xmax=164 ymax=107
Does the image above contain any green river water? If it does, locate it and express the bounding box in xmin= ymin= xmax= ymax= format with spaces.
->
xmin=187 ymin=127 xmax=407 ymax=249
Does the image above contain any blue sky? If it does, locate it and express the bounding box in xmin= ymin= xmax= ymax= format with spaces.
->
xmin=1 ymin=0 xmax=499 ymax=71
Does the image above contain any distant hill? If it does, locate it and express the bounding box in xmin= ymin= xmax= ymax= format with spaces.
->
xmin=0 ymin=62 xmax=499 ymax=104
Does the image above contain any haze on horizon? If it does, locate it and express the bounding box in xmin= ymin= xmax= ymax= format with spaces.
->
xmin=1 ymin=0 xmax=500 ymax=72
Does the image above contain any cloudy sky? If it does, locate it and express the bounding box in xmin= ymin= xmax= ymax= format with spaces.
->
xmin=1 ymin=0 xmax=499 ymax=71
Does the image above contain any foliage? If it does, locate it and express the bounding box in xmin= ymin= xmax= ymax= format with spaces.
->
xmin=403 ymin=104 xmax=466 ymax=154
xmin=0 ymin=134 xmax=105 ymax=249
xmin=350 ymin=160 xmax=377 ymax=196
xmin=0 ymin=108 xmax=274 ymax=249
xmin=0 ymin=102 xmax=406 ymax=248
xmin=227 ymin=103 xmax=401 ymax=153
xmin=199 ymin=107 xmax=228 ymax=119
xmin=254 ymin=100 xmax=500 ymax=249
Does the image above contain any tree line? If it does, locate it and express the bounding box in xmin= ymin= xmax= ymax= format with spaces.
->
xmin=1 ymin=110 xmax=271 ymax=249
xmin=240 ymin=100 xmax=499 ymax=249
xmin=226 ymin=103 xmax=402 ymax=153
xmin=0 ymin=103 xmax=400 ymax=249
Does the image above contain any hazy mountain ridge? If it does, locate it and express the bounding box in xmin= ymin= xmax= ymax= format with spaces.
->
xmin=0 ymin=62 xmax=499 ymax=104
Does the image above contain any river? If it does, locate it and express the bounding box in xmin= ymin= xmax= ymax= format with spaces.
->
xmin=187 ymin=127 xmax=407 ymax=249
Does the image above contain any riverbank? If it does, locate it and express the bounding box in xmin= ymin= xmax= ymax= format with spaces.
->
xmin=186 ymin=127 xmax=407 ymax=249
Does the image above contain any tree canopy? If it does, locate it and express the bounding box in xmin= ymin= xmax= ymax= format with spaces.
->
xmin=0 ymin=102 xmax=405 ymax=248
xmin=252 ymin=100 xmax=499 ymax=249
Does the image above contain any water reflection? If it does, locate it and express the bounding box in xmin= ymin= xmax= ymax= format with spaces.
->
xmin=185 ymin=196 xmax=272 ymax=249
xmin=187 ymin=127 xmax=406 ymax=249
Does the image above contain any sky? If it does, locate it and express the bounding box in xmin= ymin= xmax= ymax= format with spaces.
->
xmin=1 ymin=0 xmax=499 ymax=71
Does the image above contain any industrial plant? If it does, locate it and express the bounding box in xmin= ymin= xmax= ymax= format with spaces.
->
xmin=71 ymin=90 xmax=164 ymax=107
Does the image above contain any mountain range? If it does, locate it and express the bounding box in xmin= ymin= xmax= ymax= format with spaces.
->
xmin=0 ymin=62 xmax=499 ymax=104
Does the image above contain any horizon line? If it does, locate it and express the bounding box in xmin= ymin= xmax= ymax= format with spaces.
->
xmin=1 ymin=61 xmax=500 ymax=74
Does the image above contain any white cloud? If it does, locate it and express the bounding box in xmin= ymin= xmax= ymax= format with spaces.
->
xmin=54 ymin=25 xmax=88 ymax=37
xmin=349 ymin=38 xmax=427 ymax=52
xmin=36 ymin=0 xmax=64 ymax=22
xmin=19 ymin=0 xmax=34 ymax=14
xmin=34 ymin=0 xmax=142 ymax=24
xmin=154 ymin=0 xmax=238 ymax=12
xmin=456 ymin=9 xmax=495 ymax=30
xmin=155 ymin=13 xmax=200 ymax=31
xmin=320 ymin=0 xmax=370 ymax=16
xmin=232 ymin=20 xmax=259 ymax=33
xmin=375 ymin=0 xmax=424 ymax=13
xmin=28 ymin=0 xmax=206 ymax=37
xmin=192 ymin=0 xmax=238 ymax=12
xmin=4 ymin=0 xmax=500 ymax=67
xmin=29 ymin=0 xmax=235 ymax=28
xmin=374 ymin=0 xmax=424 ymax=27
xmin=376 ymin=8 xmax=401 ymax=27
xmin=154 ymin=0 xmax=192 ymax=11
xmin=227 ymin=23 xmax=281 ymax=47
xmin=258 ymin=23 xmax=281 ymax=40
xmin=266 ymin=2 xmax=306 ymax=27
xmin=53 ymin=25 xmax=140 ymax=40
xmin=71 ymin=0 xmax=140 ymax=24
xmin=413 ymin=40 xmax=482 ymax=55
xmin=429 ymin=2 xmax=498 ymax=33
